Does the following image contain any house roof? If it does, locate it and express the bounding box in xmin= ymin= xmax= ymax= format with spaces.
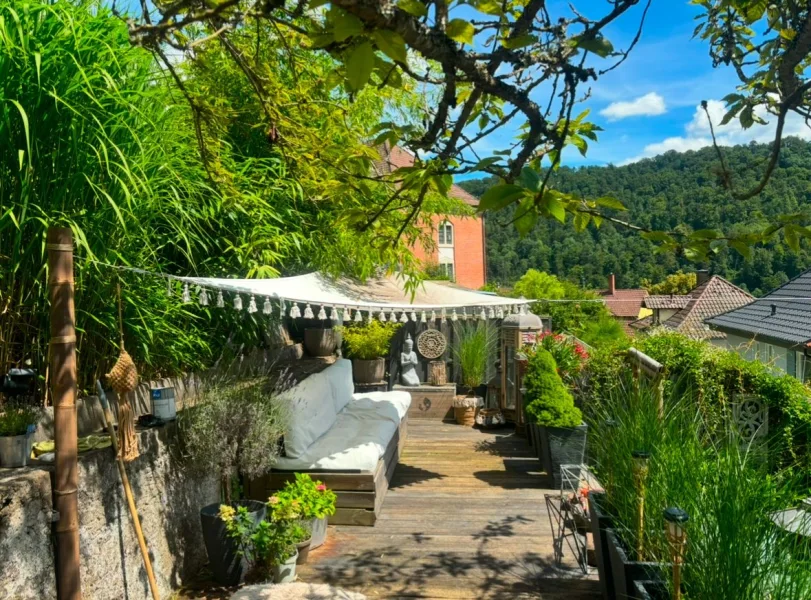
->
xmin=661 ymin=275 xmax=753 ymax=341
xmin=629 ymin=315 xmax=654 ymax=330
xmin=707 ymin=268 xmax=811 ymax=347
xmin=598 ymin=288 xmax=648 ymax=318
xmin=644 ymin=295 xmax=691 ymax=309
xmin=373 ymin=143 xmax=479 ymax=207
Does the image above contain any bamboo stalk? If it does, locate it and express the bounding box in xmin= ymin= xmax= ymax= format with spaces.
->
xmin=48 ymin=227 xmax=81 ymax=600
xmin=95 ymin=381 xmax=161 ymax=600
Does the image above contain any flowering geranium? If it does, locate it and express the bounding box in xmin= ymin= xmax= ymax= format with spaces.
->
xmin=316 ymin=484 xmax=327 ymax=492
xmin=536 ymin=332 xmax=588 ymax=384
xmin=274 ymin=473 xmax=337 ymax=520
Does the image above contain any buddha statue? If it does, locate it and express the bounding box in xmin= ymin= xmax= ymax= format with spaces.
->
xmin=400 ymin=335 xmax=420 ymax=386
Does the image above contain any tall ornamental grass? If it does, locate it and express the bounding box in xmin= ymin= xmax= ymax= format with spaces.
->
xmin=587 ymin=377 xmax=811 ymax=599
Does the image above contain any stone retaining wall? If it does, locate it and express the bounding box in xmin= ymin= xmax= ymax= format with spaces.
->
xmin=0 ymin=424 xmax=217 ymax=600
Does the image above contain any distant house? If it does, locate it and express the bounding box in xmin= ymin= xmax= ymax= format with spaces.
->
xmin=599 ymin=274 xmax=649 ymax=335
xmin=632 ymin=272 xmax=753 ymax=343
xmin=707 ymin=269 xmax=811 ymax=381
xmin=374 ymin=143 xmax=486 ymax=290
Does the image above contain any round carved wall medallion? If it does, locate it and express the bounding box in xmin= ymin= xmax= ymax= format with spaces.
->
xmin=417 ymin=329 xmax=447 ymax=359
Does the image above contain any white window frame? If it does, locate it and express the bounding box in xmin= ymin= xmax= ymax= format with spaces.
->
xmin=438 ymin=221 xmax=454 ymax=246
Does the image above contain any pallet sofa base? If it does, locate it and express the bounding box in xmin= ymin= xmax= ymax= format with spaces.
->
xmin=247 ymin=416 xmax=407 ymax=526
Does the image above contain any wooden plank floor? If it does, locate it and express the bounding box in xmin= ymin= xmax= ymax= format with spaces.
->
xmin=298 ymin=420 xmax=600 ymax=599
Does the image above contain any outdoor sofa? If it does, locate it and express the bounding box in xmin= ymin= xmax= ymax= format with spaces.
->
xmin=247 ymin=358 xmax=410 ymax=525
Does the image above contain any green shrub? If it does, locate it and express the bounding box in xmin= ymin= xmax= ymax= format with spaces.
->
xmin=524 ymin=347 xmax=582 ymax=428
xmin=274 ymin=473 xmax=336 ymax=520
xmin=339 ymin=321 xmax=401 ymax=360
xmin=0 ymin=403 xmax=40 ymax=437
xmin=453 ymin=322 xmax=497 ymax=392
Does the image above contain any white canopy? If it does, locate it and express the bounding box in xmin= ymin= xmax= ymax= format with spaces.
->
xmin=177 ymin=272 xmax=529 ymax=312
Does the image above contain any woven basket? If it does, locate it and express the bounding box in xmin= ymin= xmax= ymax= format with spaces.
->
xmin=107 ymin=349 xmax=138 ymax=395
xmin=454 ymin=406 xmax=476 ymax=427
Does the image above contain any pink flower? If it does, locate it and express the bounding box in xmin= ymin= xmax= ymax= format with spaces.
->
xmin=316 ymin=484 xmax=327 ymax=492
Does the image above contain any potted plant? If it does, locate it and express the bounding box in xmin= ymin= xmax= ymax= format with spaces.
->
xmin=523 ymin=347 xmax=586 ymax=487
xmin=452 ymin=322 xmax=496 ymax=426
xmin=0 ymin=402 xmax=40 ymax=468
xmin=219 ymin=499 xmax=300 ymax=583
xmin=291 ymin=521 xmax=313 ymax=565
xmin=276 ymin=473 xmax=337 ymax=549
xmin=339 ymin=321 xmax=401 ymax=384
xmin=180 ymin=375 xmax=290 ymax=586
xmin=303 ymin=325 xmax=340 ymax=357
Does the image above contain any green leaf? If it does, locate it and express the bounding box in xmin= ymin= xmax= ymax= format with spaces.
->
xmin=595 ymin=196 xmax=626 ymax=211
xmin=474 ymin=157 xmax=502 ymax=170
xmin=573 ymin=211 xmax=590 ymax=232
xmin=397 ymin=0 xmax=428 ymax=17
xmin=502 ymin=33 xmax=537 ymax=50
xmin=446 ymin=19 xmax=475 ymax=45
xmin=729 ymin=240 xmax=752 ymax=259
xmin=10 ymin=100 xmax=30 ymax=169
xmin=333 ymin=10 xmax=363 ymax=42
xmin=542 ymin=191 xmax=566 ymax=223
xmin=691 ymin=229 xmax=721 ymax=240
xmin=472 ymin=0 xmax=503 ymax=16
xmin=517 ymin=167 xmax=541 ymax=192
xmin=514 ymin=198 xmax=538 ymax=236
xmin=346 ymin=42 xmax=375 ymax=91
xmin=784 ymin=225 xmax=800 ymax=252
xmin=571 ymin=34 xmax=614 ymax=58
xmin=373 ymin=31 xmax=408 ymax=63
xmin=478 ymin=184 xmax=527 ymax=212
xmin=739 ymin=105 xmax=754 ymax=128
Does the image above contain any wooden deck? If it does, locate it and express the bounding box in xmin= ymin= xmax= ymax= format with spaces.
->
xmin=298 ymin=420 xmax=600 ymax=599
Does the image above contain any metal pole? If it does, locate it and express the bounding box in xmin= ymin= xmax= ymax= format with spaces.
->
xmin=48 ymin=227 xmax=81 ymax=600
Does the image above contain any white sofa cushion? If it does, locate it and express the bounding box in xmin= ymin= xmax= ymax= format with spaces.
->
xmin=274 ymin=390 xmax=411 ymax=472
xmin=281 ymin=368 xmax=338 ymax=459
xmin=327 ymin=358 xmax=354 ymax=414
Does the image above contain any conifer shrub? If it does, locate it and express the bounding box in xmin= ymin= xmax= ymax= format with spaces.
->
xmin=524 ymin=347 xmax=582 ymax=428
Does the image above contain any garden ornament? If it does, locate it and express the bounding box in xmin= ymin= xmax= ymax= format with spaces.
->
xmin=400 ymin=335 xmax=420 ymax=386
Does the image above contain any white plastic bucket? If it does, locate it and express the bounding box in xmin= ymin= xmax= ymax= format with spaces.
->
xmin=151 ymin=386 xmax=176 ymax=421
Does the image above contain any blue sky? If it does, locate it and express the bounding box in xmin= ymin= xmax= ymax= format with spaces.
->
xmin=464 ymin=0 xmax=810 ymax=172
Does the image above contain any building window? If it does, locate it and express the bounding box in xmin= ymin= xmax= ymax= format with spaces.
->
xmin=438 ymin=221 xmax=453 ymax=246
xmin=440 ymin=262 xmax=454 ymax=280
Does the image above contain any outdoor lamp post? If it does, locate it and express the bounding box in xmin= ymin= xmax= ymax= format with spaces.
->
xmin=631 ymin=450 xmax=651 ymax=559
xmin=664 ymin=507 xmax=689 ymax=600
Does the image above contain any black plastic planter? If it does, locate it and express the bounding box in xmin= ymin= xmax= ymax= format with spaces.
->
xmin=538 ymin=423 xmax=588 ymax=488
xmin=606 ymin=529 xmax=665 ymax=600
xmin=200 ymin=499 xmax=266 ymax=586
xmin=633 ymin=580 xmax=669 ymax=600
xmin=589 ymin=491 xmax=616 ymax=600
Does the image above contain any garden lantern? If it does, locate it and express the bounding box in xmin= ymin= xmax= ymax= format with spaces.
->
xmin=500 ymin=310 xmax=549 ymax=430
xmin=631 ymin=450 xmax=651 ymax=559
xmin=664 ymin=507 xmax=689 ymax=600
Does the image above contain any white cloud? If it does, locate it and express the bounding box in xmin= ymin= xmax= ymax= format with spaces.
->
xmin=599 ymin=92 xmax=667 ymax=120
xmin=620 ymin=99 xmax=811 ymax=165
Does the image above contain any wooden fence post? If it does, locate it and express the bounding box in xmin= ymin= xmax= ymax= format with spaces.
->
xmin=48 ymin=227 xmax=81 ymax=600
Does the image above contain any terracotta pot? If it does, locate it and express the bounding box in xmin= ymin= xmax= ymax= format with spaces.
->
xmin=304 ymin=328 xmax=338 ymax=357
xmin=352 ymin=358 xmax=385 ymax=384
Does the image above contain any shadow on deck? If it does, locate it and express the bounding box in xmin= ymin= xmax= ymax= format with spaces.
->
xmin=298 ymin=420 xmax=599 ymax=599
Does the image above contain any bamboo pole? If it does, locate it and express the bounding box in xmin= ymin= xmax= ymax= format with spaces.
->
xmin=95 ymin=381 xmax=160 ymax=600
xmin=48 ymin=227 xmax=81 ymax=600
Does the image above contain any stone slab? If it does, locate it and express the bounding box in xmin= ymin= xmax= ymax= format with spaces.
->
xmin=231 ymin=583 xmax=367 ymax=600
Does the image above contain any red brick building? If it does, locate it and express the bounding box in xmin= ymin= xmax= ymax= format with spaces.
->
xmin=375 ymin=144 xmax=487 ymax=290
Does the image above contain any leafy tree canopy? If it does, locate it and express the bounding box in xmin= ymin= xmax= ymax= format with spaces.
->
xmin=642 ymin=271 xmax=697 ymax=296
xmin=126 ymin=0 xmax=811 ymax=257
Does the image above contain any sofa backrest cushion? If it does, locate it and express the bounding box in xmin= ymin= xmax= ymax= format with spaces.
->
xmin=327 ymin=359 xmax=354 ymax=413
xmin=281 ymin=368 xmax=338 ymax=459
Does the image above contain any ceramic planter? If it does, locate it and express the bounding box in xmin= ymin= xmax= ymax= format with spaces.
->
xmin=309 ymin=515 xmax=328 ymax=549
xmin=606 ymin=529 xmax=665 ymax=600
xmin=588 ymin=491 xmax=616 ymax=600
xmin=272 ymin=550 xmax=298 ymax=583
xmin=0 ymin=431 xmax=34 ymax=468
xmin=352 ymin=358 xmax=385 ymax=384
xmin=303 ymin=328 xmax=339 ymax=357
xmin=538 ymin=422 xmax=588 ymax=488
xmin=295 ymin=537 xmax=312 ymax=564
xmin=200 ymin=499 xmax=266 ymax=586
xmin=634 ymin=580 xmax=670 ymax=600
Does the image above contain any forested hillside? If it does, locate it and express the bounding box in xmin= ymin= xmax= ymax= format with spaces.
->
xmin=460 ymin=138 xmax=811 ymax=296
